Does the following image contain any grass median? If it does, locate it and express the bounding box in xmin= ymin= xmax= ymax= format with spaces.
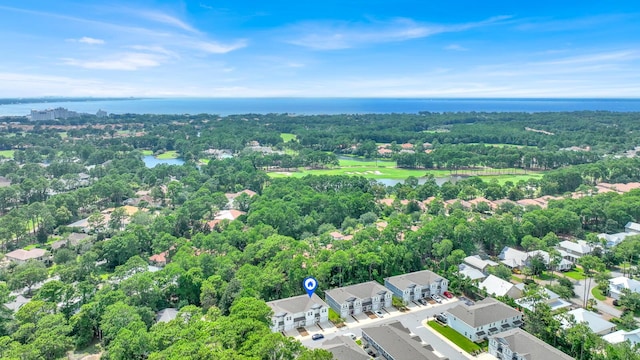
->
xmin=427 ymin=320 xmax=482 ymax=353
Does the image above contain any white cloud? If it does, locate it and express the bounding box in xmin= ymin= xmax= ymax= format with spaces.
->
xmin=445 ymin=44 xmax=467 ymax=51
xmin=189 ymin=40 xmax=247 ymax=54
xmin=137 ymin=11 xmax=199 ymax=33
xmin=285 ymin=16 xmax=511 ymax=50
xmin=78 ymin=36 xmax=105 ymax=45
xmin=62 ymin=53 xmax=164 ymax=70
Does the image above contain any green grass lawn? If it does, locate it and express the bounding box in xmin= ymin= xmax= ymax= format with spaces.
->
xmin=59 ymin=132 xmax=68 ymax=139
xmin=156 ymin=150 xmax=179 ymax=159
xmin=511 ymin=275 xmax=523 ymax=283
xmin=280 ymin=133 xmax=297 ymax=142
xmin=427 ymin=320 xmax=482 ymax=353
xmin=591 ymin=288 xmax=606 ymax=301
xmin=141 ymin=149 xmax=154 ymax=155
xmin=198 ymin=158 xmax=210 ymax=164
xmin=564 ymin=269 xmax=586 ymax=280
xmin=0 ymin=150 xmax=15 ymax=159
xmin=535 ymin=272 xmax=556 ymax=281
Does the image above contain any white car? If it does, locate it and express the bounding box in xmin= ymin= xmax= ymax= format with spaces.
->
xmin=374 ymin=310 xmax=384 ymax=318
xmin=431 ymin=295 xmax=443 ymax=303
xmin=344 ymin=332 xmax=357 ymax=340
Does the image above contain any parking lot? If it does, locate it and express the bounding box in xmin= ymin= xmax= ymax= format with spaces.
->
xmin=296 ymin=296 xmax=475 ymax=360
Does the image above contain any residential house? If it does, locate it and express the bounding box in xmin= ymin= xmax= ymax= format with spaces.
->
xmin=445 ymin=297 xmax=523 ymax=342
xmin=489 ymin=328 xmax=574 ymax=360
xmin=603 ymin=328 xmax=640 ymax=346
xmin=625 ymin=221 xmax=640 ymax=234
xmin=5 ymin=248 xmax=48 ymax=264
xmin=4 ymin=294 xmax=30 ymax=312
xmin=214 ymin=209 xmax=246 ymax=221
xmin=384 ymin=270 xmax=449 ymax=305
xmin=556 ymin=240 xmax=595 ymax=263
xmin=598 ymin=232 xmax=633 ymax=248
xmin=67 ymin=217 xmax=90 ymax=233
xmin=325 ymin=281 xmax=392 ymax=318
xmin=267 ymin=293 xmax=329 ymax=332
xmin=479 ymin=275 xmax=523 ymax=299
xmin=149 ymin=251 xmax=169 ymax=267
xmin=51 ymin=232 xmax=89 ymax=251
xmin=156 ymin=308 xmax=178 ymax=323
xmin=458 ymin=263 xmax=487 ymax=281
xmin=515 ymin=288 xmax=571 ymax=312
xmin=609 ymin=276 xmax=640 ymax=300
xmin=321 ymin=336 xmax=369 ymax=360
xmin=224 ymin=189 xmax=257 ymax=209
xmin=499 ymin=247 xmax=572 ymax=271
xmin=561 ymin=308 xmax=616 ymax=335
xmin=361 ymin=320 xmax=447 ymax=360
xmin=329 ymin=231 xmax=353 ymax=241
xmin=463 ymin=255 xmax=498 ymax=273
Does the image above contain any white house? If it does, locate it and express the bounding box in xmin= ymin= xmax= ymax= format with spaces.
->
xmin=463 ymin=255 xmax=498 ymax=273
xmin=625 ymin=221 xmax=640 ymax=234
xmin=267 ymin=293 xmax=329 ymax=332
xmin=489 ymin=328 xmax=574 ymax=360
xmin=598 ymin=232 xmax=635 ymax=248
xmin=479 ymin=275 xmax=524 ymax=299
xmin=458 ymin=263 xmax=487 ymax=281
xmin=609 ymin=276 xmax=640 ymax=300
xmin=603 ymin=328 xmax=640 ymax=346
xmin=515 ymin=288 xmax=571 ymax=312
xmin=499 ymin=247 xmax=572 ymax=271
xmin=384 ymin=270 xmax=449 ymax=305
xmin=561 ymin=308 xmax=616 ymax=335
xmin=556 ymin=240 xmax=595 ymax=263
xmin=325 ymin=281 xmax=392 ymax=319
xmin=446 ymin=297 xmax=523 ymax=342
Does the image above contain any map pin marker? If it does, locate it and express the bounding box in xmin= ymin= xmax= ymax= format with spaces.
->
xmin=303 ymin=276 xmax=318 ymax=298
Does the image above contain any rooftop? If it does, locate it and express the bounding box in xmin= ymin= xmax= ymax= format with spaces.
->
xmin=479 ymin=275 xmax=521 ymax=298
xmin=447 ymin=297 xmax=522 ymax=328
xmin=266 ymin=293 xmax=328 ymax=316
xmin=362 ymin=321 xmax=447 ymax=360
xmin=322 ymin=336 xmax=369 ymax=360
xmin=492 ymin=328 xmax=573 ymax=360
xmin=325 ymin=281 xmax=390 ymax=304
xmin=156 ymin=308 xmax=178 ymax=323
xmin=385 ymin=270 xmax=445 ymax=290
xmin=562 ymin=308 xmax=615 ymax=334
xmin=5 ymin=248 xmax=47 ymax=261
xmin=602 ymin=328 xmax=640 ymax=346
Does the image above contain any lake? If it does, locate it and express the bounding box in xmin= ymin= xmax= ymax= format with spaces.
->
xmin=2 ymin=98 xmax=640 ymax=117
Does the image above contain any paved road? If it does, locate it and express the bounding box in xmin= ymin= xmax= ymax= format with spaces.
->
xmin=571 ymin=276 xmax=622 ymax=317
xmin=300 ymin=299 xmax=470 ymax=360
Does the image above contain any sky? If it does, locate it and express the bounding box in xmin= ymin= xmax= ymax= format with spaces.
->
xmin=0 ymin=0 xmax=639 ymax=98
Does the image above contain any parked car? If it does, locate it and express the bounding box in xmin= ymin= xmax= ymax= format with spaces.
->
xmin=418 ymin=298 xmax=428 ymax=305
xmin=435 ymin=314 xmax=447 ymax=323
xmin=344 ymin=333 xmax=357 ymax=340
xmin=374 ymin=310 xmax=385 ymax=318
xmin=311 ymin=334 xmax=324 ymax=341
xmin=443 ymin=291 xmax=453 ymax=299
xmin=431 ymin=295 xmax=443 ymax=303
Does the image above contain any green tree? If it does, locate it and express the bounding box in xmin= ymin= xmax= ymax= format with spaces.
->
xmin=8 ymin=260 xmax=48 ymax=295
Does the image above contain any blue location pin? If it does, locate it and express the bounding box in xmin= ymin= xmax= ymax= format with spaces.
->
xmin=303 ymin=277 xmax=318 ymax=298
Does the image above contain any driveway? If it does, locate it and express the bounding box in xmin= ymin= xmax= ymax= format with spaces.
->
xmin=300 ymin=299 xmax=470 ymax=360
xmin=571 ymin=277 xmax=622 ymax=318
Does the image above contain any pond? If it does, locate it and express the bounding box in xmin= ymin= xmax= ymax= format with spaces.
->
xmin=143 ymin=155 xmax=185 ymax=168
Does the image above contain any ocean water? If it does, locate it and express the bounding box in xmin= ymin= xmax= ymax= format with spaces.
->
xmin=1 ymin=98 xmax=640 ymax=116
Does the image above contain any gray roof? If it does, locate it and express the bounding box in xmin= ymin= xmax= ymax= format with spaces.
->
xmin=626 ymin=221 xmax=640 ymax=232
xmin=492 ymin=328 xmax=573 ymax=360
xmin=325 ymin=281 xmax=389 ymax=304
xmin=51 ymin=232 xmax=90 ymax=250
xmin=385 ymin=270 xmax=445 ymax=290
xmin=362 ymin=321 xmax=447 ymax=360
xmin=4 ymin=294 xmax=30 ymax=312
xmin=266 ymin=293 xmax=328 ymax=316
xmin=5 ymin=248 xmax=47 ymax=261
xmin=156 ymin=308 xmax=178 ymax=323
xmin=447 ymin=298 xmax=522 ymax=328
xmin=322 ymin=336 xmax=369 ymax=360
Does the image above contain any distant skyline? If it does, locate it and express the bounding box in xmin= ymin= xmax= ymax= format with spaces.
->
xmin=1 ymin=1 xmax=639 ymax=98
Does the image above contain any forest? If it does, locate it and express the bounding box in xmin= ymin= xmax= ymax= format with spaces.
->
xmin=0 ymin=110 xmax=640 ymax=359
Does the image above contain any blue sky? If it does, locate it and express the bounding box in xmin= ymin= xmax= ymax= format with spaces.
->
xmin=0 ymin=0 xmax=639 ymax=97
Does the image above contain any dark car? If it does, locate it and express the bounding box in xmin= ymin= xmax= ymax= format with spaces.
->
xmin=311 ymin=334 xmax=324 ymax=341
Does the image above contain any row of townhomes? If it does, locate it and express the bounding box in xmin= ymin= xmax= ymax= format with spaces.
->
xmin=266 ymin=270 xmax=448 ymax=332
